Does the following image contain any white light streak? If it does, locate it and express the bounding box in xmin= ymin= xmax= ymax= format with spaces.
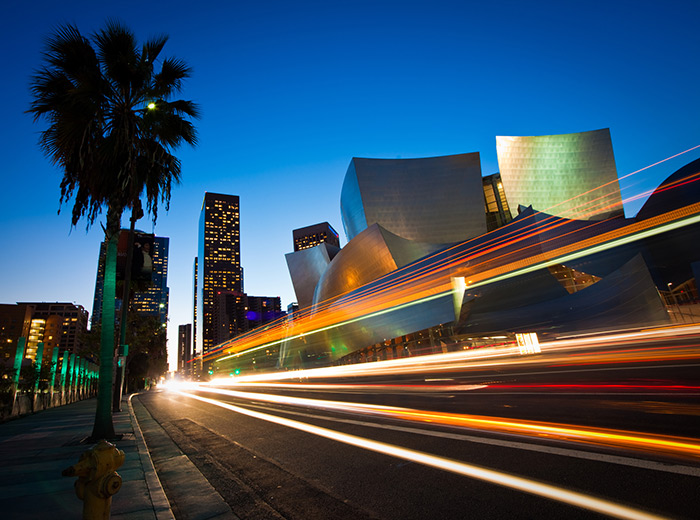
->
xmin=174 ymin=390 xmax=668 ymax=520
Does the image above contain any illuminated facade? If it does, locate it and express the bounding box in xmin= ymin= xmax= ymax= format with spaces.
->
xmin=0 ymin=304 xmax=31 ymax=363
xmin=8 ymin=302 xmax=89 ymax=364
xmin=483 ymin=173 xmax=512 ymax=231
xmin=197 ymin=193 xmax=242 ymax=371
xmin=496 ymin=128 xmax=624 ymax=220
xmin=312 ymin=223 xmax=442 ymax=305
xmin=92 ymin=234 xmax=170 ymax=327
xmin=192 ymin=257 xmax=198 ymax=373
xmin=293 ymin=222 xmax=340 ymax=251
xmin=177 ymin=323 xmax=192 ymax=377
xmin=213 ymin=290 xmax=284 ymax=346
xmin=213 ymin=142 xmax=700 ymax=377
xmin=286 ymin=223 xmax=343 ymax=309
xmin=130 ymin=236 xmax=169 ymax=324
xmin=341 ymin=153 xmax=487 ymax=244
xmin=285 ymin=242 xmax=340 ymax=310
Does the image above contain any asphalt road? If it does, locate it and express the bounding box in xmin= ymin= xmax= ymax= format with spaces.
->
xmin=138 ymin=339 xmax=700 ymax=520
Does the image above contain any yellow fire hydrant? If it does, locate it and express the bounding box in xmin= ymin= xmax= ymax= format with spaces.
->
xmin=62 ymin=439 xmax=125 ymax=520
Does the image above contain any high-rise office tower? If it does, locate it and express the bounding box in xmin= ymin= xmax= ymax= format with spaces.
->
xmin=245 ymin=296 xmax=283 ymax=329
xmin=177 ymin=323 xmax=192 ymax=377
xmin=197 ymin=193 xmax=242 ymax=373
xmin=92 ymin=232 xmax=170 ymax=328
xmin=212 ymin=291 xmax=283 ymax=345
xmin=293 ymin=222 xmax=340 ymax=251
xmin=192 ymin=257 xmax=199 ymax=375
xmin=131 ymin=236 xmax=170 ymax=325
xmin=482 ymin=173 xmax=512 ymax=232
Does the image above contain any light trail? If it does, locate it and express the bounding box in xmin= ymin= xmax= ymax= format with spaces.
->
xmin=173 ymin=389 xmax=670 ymax=520
xmin=205 ymin=325 xmax=700 ymax=384
xmin=194 ymin=147 xmax=700 ymax=376
xmin=208 ymin=200 xmax=700 ymax=367
xmin=172 ymin=384 xmax=700 ymax=460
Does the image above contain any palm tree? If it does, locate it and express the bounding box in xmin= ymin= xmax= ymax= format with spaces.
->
xmin=29 ymin=21 xmax=198 ymax=439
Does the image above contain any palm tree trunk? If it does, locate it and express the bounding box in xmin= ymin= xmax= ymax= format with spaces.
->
xmin=91 ymin=210 xmax=119 ymax=440
xmin=113 ymin=205 xmax=139 ymax=410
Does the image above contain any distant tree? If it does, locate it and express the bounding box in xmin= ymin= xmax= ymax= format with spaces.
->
xmin=19 ymin=362 xmax=40 ymax=412
xmin=78 ymin=326 xmax=104 ymax=362
xmin=0 ymin=363 xmax=16 ymax=415
xmin=124 ymin=314 xmax=168 ymax=392
xmin=28 ymin=21 xmax=198 ymax=439
xmin=38 ymin=362 xmax=56 ymax=392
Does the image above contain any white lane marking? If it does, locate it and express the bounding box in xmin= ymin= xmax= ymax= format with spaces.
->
xmin=174 ymin=389 xmax=669 ymax=520
xmin=237 ymin=400 xmax=700 ymax=478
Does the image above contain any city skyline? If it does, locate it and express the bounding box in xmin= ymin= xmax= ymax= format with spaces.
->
xmin=2 ymin=1 xmax=699 ymax=369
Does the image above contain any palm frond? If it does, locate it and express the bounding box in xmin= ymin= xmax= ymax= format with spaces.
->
xmin=152 ymin=57 xmax=192 ymax=97
xmin=142 ymin=35 xmax=168 ymax=66
xmin=29 ymin=20 xmax=198 ymax=230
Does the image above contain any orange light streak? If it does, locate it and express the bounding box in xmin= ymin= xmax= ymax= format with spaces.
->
xmin=180 ymin=384 xmax=700 ymax=459
xmin=200 ymin=147 xmax=700 ymax=365
xmin=212 ymin=201 xmax=700 ymax=362
xmin=174 ymin=389 xmax=671 ymax=520
xmin=204 ymin=325 xmax=700 ymax=386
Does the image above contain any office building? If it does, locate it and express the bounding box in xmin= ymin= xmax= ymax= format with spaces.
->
xmin=293 ymin=222 xmax=340 ymax=251
xmin=192 ymin=257 xmax=198 ymax=373
xmin=246 ymin=296 xmax=283 ymax=329
xmin=177 ymin=324 xmax=192 ymax=377
xmin=197 ymin=193 xmax=242 ymax=370
xmin=212 ymin=291 xmax=284 ymax=346
xmin=482 ymin=173 xmax=512 ymax=232
xmin=0 ymin=303 xmax=32 ymax=363
xmin=130 ymin=236 xmax=170 ymax=325
xmin=92 ymin=232 xmax=170 ymax=328
xmin=2 ymin=302 xmax=88 ymax=364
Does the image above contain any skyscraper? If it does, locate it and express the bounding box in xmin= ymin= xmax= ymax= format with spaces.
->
xmin=192 ymin=256 xmax=198 ymax=373
xmin=197 ymin=193 xmax=242 ymax=373
xmin=482 ymin=173 xmax=512 ymax=232
xmin=177 ymin=323 xmax=192 ymax=377
xmin=293 ymin=222 xmax=340 ymax=251
xmin=131 ymin=236 xmax=170 ymax=325
xmin=92 ymin=232 xmax=170 ymax=328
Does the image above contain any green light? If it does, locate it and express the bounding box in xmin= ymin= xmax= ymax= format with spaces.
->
xmin=215 ymin=291 xmax=451 ymax=363
xmin=147 ymin=102 xmax=156 ymax=110
xmin=234 ymin=369 xmax=241 ymax=375
xmin=468 ymin=212 xmax=700 ymax=290
xmin=213 ymin=210 xmax=700 ymax=366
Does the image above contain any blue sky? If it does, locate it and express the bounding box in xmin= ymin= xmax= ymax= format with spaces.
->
xmin=2 ymin=0 xmax=699 ymax=369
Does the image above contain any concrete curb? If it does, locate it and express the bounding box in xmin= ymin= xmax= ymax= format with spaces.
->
xmin=131 ymin=393 xmax=240 ymax=520
xmin=128 ymin=393 xmax=175 ymax=520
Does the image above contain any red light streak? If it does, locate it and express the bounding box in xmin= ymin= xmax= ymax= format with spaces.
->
xmin=176 ymin=384 xmax=700 ymax=459
xmin=174 ymin=389 xmax=671 ymax=520
xmin=196 ymin=148 xmax=700 ymax=367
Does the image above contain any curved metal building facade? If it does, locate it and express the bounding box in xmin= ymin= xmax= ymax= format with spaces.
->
xmin=496 ymin=129 xmax=624 ymax=220
xmin=340 ymin=153 xmax=487 ymax=244
xmin=313 ymin=223 xmax=443 ymax=305
xmin=285 ymin=243 xmax=340 ymax=310
xmin=210 ymin=145 xmax=700 ymax=378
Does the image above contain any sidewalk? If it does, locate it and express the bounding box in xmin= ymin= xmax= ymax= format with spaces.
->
xmin=0 ymin=395 xmax=172 ymax=519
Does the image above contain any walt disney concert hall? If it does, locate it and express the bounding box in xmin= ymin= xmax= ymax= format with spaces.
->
xmin=213 ymin=129 xmax=700 ymax=374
